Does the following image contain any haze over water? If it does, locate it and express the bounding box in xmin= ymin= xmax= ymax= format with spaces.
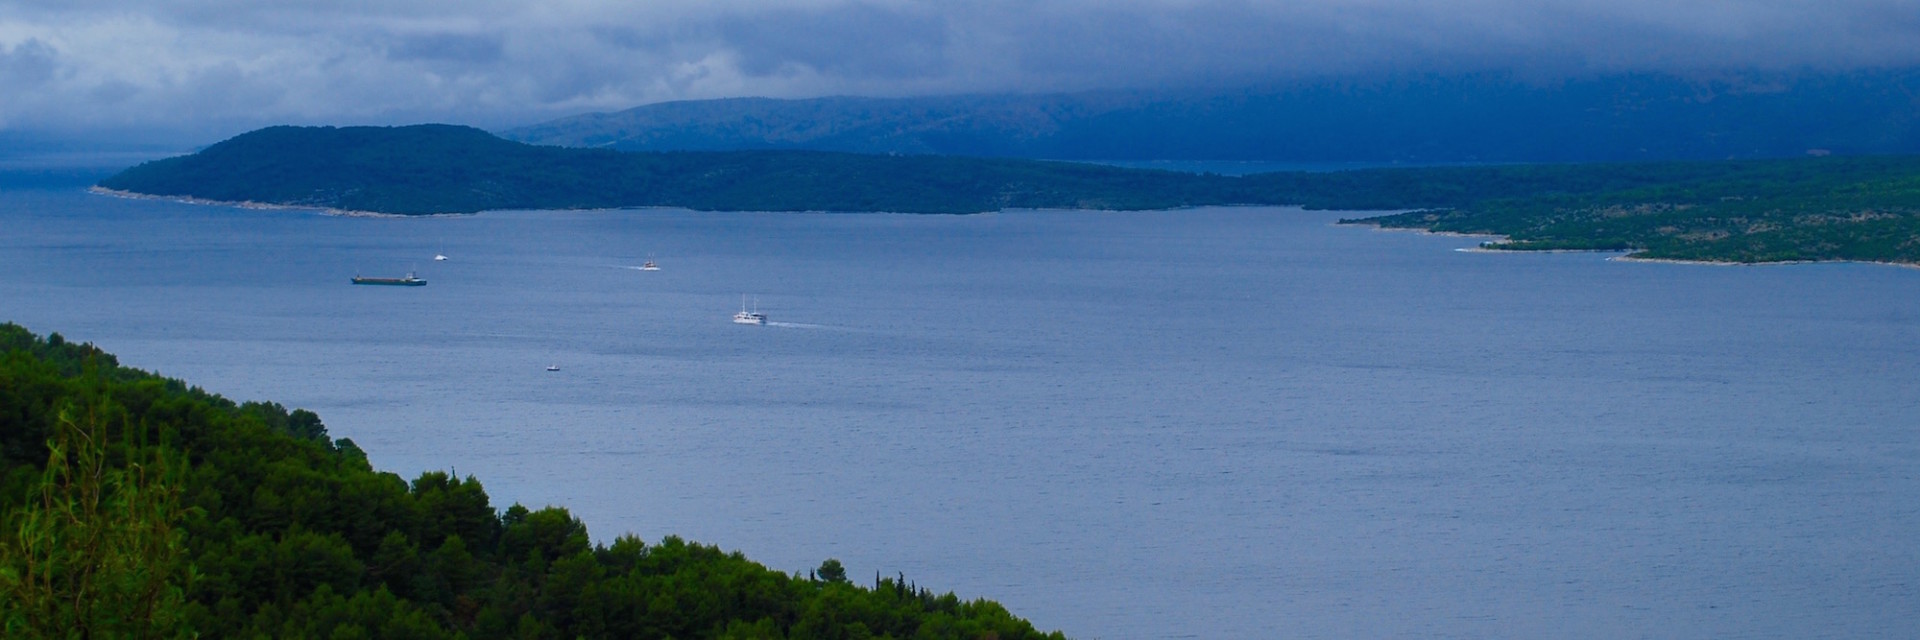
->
xmin=3 ymin=180 xmax=1917 ymax=639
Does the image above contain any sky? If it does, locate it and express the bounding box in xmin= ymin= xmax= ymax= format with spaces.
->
xmin=3 ymin=0 xmax=1919 ymax=141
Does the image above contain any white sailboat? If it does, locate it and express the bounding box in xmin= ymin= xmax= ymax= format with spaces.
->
xmin=733 ymin=295 xmax=767 ymax=325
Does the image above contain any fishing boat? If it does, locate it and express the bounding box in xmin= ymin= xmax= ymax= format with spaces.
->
xmin=351 ymin=271 xmax=427 ymax=286
xmin=639 ymin=260 xmax=659 ymax=271
xmin=733 ymin=295 xmax=766 ymax=325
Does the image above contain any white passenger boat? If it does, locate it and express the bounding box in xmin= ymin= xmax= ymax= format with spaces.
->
xmin=733 ymin=295 xmax=766 ymax=325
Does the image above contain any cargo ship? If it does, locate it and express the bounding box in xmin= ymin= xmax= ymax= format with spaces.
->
xmin=351 ymin=271 xmax=427 ymax=286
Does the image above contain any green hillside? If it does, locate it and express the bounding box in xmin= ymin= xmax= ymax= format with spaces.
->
xmin=96 ymin=124 xmax=1920 ymax=264
xmin=98 ymin=124 xmax=1237 ymax=215
xmin=1331 ymin=156 xmax=1920 ymax=263
xmin=0 ymin=323 xmax=1066 ymax=639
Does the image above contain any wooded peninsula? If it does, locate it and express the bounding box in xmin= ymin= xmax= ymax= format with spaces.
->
xmin=98 ymin=125 xmax=1920 ymax=265
xmin=0 ymin=324 xmax=1066 ymax=639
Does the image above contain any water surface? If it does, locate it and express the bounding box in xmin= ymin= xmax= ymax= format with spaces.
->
xmin=2 ymin=181 xmax=1916 ymax=639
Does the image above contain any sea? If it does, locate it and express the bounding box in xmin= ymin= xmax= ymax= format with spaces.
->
xmin=2 ymin=167 xmax=1916 ymax=639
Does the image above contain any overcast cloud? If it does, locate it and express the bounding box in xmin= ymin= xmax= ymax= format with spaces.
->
xmin=3 ymin=0 xmax=1918 ymax=137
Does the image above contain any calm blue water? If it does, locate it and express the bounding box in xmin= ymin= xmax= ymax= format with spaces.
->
xmin=3 ymin=178 xmax=1917 ymax=639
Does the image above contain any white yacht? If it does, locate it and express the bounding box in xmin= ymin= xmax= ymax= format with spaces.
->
xmin=733 ymin=295 xmax=767 ymax=325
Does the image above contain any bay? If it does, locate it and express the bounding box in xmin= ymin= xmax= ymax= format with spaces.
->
xmin=2 ymin=178 xmax=1917 ymax=639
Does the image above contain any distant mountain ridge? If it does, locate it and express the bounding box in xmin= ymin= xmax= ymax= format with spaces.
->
xmin=501 ymin=70 xmax=1920 ymax=163
xmin=502 ymin=94 xmax=1142 ymax=156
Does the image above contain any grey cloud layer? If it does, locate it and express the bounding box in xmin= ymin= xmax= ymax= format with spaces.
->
xmin=3 ymin=0 xmax=1917 ymax=134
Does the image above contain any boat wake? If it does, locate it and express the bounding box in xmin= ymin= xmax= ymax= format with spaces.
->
xmin=766 ymin=321 xmax=830 ymax=330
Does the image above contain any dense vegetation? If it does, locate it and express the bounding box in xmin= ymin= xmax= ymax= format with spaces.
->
xmin=0 ymin=323 xmax=1066 ymax=639
xmin=98 ymin=125 xmax=1241 ymax=215
xmin=1329 ymin=156 xmax=1920 ymax=263
xmin=98 ymin=124 xmax=1920 ymax=264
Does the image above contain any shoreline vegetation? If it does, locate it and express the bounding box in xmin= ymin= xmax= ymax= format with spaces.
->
xmin=98 ymin=124 xmax=1920 ymax=265
xmin=0 ymin=323 xmax=1067 ymax=639
xmin=1356 ymin=224 xmax=1920 ymax=269
xmin=1326 ymin=155 xmax=1920 ymax=265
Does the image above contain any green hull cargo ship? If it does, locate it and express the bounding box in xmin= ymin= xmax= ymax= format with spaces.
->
xmin=352 ymin=271 xmax=427 ymax=286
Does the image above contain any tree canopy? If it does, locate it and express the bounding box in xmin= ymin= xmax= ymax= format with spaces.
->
xmin=0 ymin=323 xmax=1066 ymax=639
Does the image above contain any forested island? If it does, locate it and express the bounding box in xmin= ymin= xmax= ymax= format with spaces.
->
xmin=97 ymin=125 xmax=1242 ymax=215
xmin=0 ymin=324 xmax=1066 ymax=639
xmin=98 ymin=125 xmax=1920 ymax=265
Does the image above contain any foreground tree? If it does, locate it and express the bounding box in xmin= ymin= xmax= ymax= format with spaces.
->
xmin=0 ymin=323 xmax=1067 ymax=639
xmin=1 ymin=399 xmax=194 ymax=639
